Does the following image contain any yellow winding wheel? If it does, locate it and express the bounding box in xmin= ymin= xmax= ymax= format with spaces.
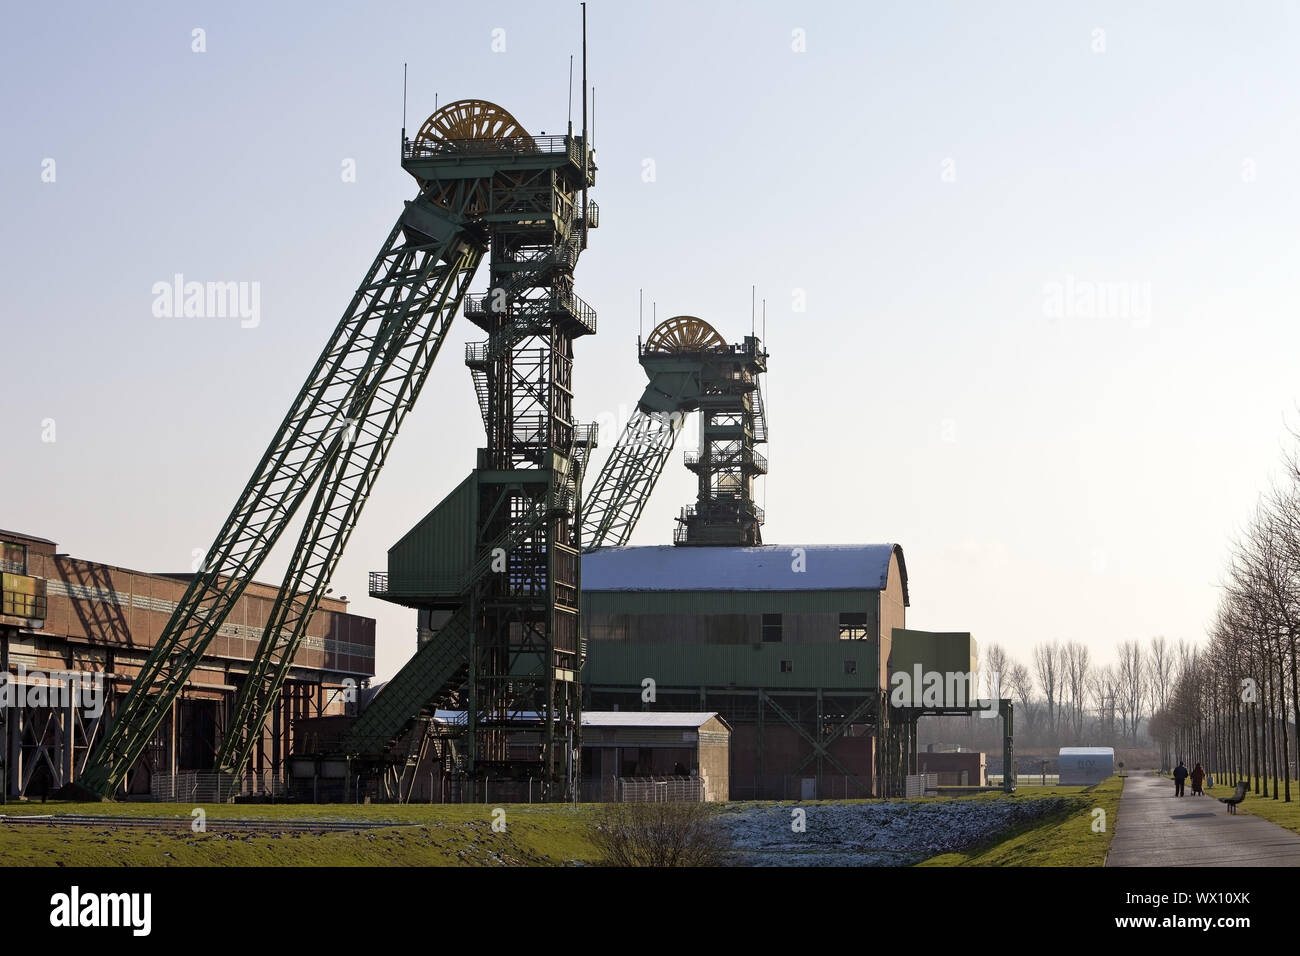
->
xmin=643 ymin=315 xmax=727 ymax=353
xmin=407 ymin=99 xmax=539 ymax=214
xmin=414 ymin=99 xmax=536 ymax=152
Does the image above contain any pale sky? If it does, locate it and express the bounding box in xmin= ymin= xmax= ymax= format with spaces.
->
xmin=5 ymin=1 xmax=1300 ymax=681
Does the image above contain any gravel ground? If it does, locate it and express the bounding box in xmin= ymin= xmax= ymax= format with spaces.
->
xmin=720 ymin=798 xmax=1070 ymax=866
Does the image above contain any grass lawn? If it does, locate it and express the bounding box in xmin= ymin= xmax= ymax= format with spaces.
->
xmin=1199 ymin=776 xmax=1300 ymax=837
xmin=0 ymin=800 xmax=567 ymax=823
xmin=917 ymin=776 xmax=1123 ymax=867
xmin=0 ymin=802 xmax=602 ymax=866
xmin=0 ymin=784 xmax=1125 ymax=867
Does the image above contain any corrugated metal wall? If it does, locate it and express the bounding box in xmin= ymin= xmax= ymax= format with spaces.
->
xmin=386 ymin=471 xmax=478 ymax=598
xmin=583 ymin=588 xmax=874 ymax=616
xmin=889 ymin=629 xmax=979 ymax=676
xmin=584 ymin=641 xmax=881 ymax=690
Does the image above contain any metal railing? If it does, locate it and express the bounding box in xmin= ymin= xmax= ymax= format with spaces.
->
xmin=555 ymin=289 xmax=597 ymax=332
xmin=725 ymin=774 xmax=872 ymax=800
xmin=402 ymin=134 xmax=589 ymax=168
xmin=905 ymin=773 xmax=939 ymax=798
xmin=683 ymin=449 xmax=767 ymax=472
xmin=149 ymin=770 xmax=289 ymax=802
xmin=615 ymin=775 xmax=706 ymax=803
xmin=369 ymin=572 xmax=389 ymax=597
xmin=989 ymin=773 xmax=1055 ymax=786
xmin=464 ymin=289 xmax=597 ymax=335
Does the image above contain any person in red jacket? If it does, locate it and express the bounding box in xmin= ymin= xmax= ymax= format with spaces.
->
xmin=1191 ymin=762 xmax=1206 ymax=796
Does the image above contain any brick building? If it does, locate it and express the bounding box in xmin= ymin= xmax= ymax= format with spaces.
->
xmin=0 ymin=529 xmax=375 ymax=798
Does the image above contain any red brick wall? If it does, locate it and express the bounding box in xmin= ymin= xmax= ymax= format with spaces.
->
xmin=916 ymin=751 xmax=985 ymax=786
xmin=729 ymin=723 xmax=874 ymax=798
xmin=27 ymin=552 xmax=374 ymax=677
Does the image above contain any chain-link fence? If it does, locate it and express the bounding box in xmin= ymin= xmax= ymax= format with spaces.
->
xmin=614 ymin=776 xmax=705 ymax=802
xmin=149 ymin=771 xmax=288 ymax=802
xmin=726 ymin=774 xmax=873 ymax=801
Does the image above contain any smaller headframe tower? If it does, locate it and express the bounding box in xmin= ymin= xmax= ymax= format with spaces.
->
xmin=582 ymin=315 xmax=769 ymax=552
xmin=645 ymin=317 xmax=768 ymax=547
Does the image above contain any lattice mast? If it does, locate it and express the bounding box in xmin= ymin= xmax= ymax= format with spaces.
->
xmin=671 ymin=317 xmax=768 ymax=547
xmin=448 ymin=100 xmax=598 ymax=799
xmin=76 ymin=93 xmax=592 ymax=799
xmin=582 ymin=316 xmax=768 ymax=552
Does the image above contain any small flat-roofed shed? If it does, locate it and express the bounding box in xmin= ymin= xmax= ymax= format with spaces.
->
xmin=581 ymin=711 xmax=731 ymax=801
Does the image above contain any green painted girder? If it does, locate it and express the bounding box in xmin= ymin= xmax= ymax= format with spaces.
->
xmin=342 ymin=604 xmax=473 ymax=757
xmin=580 ymin=409 xmax=683 ymax=550
xmin=580 ymin=345 xmax=714 ymax=551
xmin=216 ymin=233 xmax=484 ymax=776
xmin=77 ymin=195 xmax=482 ymax=798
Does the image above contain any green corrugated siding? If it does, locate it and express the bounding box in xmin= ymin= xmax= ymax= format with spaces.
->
xmin=582 ymin=588 xmax=874 ymax=616
xmin=387 ymin=471 xmax=478 ymax=598
xmin=584 ymin=642 xmax=879 ymax=691
xmin=889 ymin=629 xmax=979 ymax=676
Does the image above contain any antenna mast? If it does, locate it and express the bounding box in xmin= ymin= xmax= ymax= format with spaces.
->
xmin=581 ymin=3 xmax=589 ymax=250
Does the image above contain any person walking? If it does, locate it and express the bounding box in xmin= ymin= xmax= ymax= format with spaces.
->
xmin=1191 ymin=762 xmax=1206 ymax=796
xmin=1173 ymin=760 xmax=1188 ymax=797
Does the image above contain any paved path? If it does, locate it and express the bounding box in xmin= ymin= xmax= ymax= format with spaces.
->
xmin=1107 ymin=772 xmax=1300 ymax=866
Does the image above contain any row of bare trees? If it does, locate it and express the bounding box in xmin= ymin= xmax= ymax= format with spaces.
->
xmin=935 ymin=443 xmax=1300 ymax=800
xmin=997 ymin=637 xmax=1183 ymax=747
xmin=925 ymin=635 xmax=1191 ymax=756
xmin=1152 ymin=446 xmax=1300 ymax=801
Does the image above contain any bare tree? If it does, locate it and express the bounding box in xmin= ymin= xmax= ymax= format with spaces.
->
xmin=1116 ymin=640 xmax=1147 ymax=741
xmin=1033 ymin=642 xmax=1065 ymax=737
xmin=1090 ymin=664 xmax=1118 ymax=742
xmin=1063 ymin=642 xmax=1092 ymax=743
xmin=1007 ymin=662 xmax=1039 ymax=737
xmin=1146 ymin=635 xmax=1175 ymax=720
xmin=983 ymin=643 xmax=1009 ymax=686
xmin=589 ymin=801 xmax=731 ymax=866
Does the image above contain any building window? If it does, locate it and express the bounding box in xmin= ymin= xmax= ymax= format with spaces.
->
xmin=839 ymin=612 xmax=868 ymax=640
xmin=844 ymin=660 xmax=857 ymax=675
xmin=761 ymin=613 xmax=783 ymax=643
xmin=780 ymin=659 xmax=793 ymax=673
xmin=1 ymin=540 xmax=26 ymax=575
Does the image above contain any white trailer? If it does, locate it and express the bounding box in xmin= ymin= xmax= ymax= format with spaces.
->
xmin=1058 ymin=746 xmax=1115 ymax=785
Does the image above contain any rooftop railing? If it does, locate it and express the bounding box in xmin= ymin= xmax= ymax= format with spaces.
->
xmin=402 ymin=135 xmax=591 ymax=171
